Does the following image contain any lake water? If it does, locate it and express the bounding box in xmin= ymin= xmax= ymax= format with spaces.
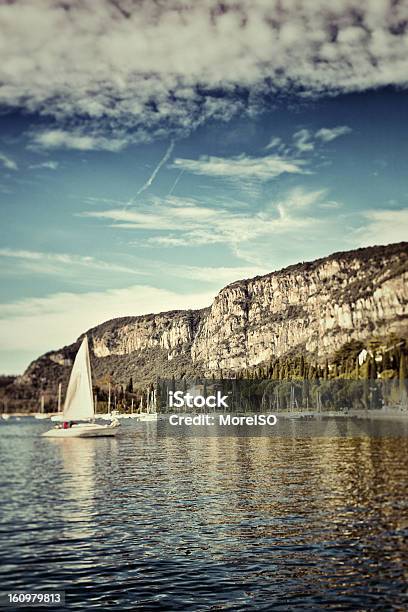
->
xmin=0 ymin=418 xmax=407 ymax=610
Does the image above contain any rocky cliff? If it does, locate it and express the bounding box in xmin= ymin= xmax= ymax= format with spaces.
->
xmin=19 ymin=242 xmax=408 ymax=391
xmin=192 ymin=243 xmax=408 ymax=372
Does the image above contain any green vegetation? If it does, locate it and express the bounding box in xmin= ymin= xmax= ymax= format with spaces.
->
xmin=237 ymin=335 xmax=407 ymax=383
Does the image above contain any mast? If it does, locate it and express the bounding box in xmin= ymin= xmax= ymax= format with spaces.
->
xmin=57 ymin=382 xmax=62 ymax=413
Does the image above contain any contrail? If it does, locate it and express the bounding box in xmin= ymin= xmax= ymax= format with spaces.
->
xmin=137 ymin=140 xmax=174 ymax=195
xmin=168 ymin=168 xmax=184 ymax=196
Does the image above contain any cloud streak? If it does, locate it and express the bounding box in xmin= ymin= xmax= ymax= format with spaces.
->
xmin=29 ymin=160 xmax=59 ymax=170
xmin=31 ymin=129 xmax=128 ymax=152
xmin=82 ymin=188 xmax=329 ymax=253
xmin=0 ymin=248 xmax=145 ymax=277
xmin=0 ymin=152 xmax=17 ymax=170
xmin=293 ymin=129 xmax=314 ymax=153
xmin=172 ymin=153 xmax=308 ymax=181
xmin=315 ymin=126 xmax=352 ymax=142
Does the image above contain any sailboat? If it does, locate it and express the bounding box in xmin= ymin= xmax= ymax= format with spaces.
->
xmin=139 ymin=388 xmax=158 ymax=421
xmin=129 ymin=398 xmax=140 ymax=419
xmin=43 ymin=336 xmax=120 ymax=438
xmin=34 ymin=394 xmax=49 ymax=419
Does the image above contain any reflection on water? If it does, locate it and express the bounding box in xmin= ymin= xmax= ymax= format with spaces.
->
xmin=58 ymin=438 xmax=113 ymax=542
xmin=0 ymin=419 xmax=407 ymax=610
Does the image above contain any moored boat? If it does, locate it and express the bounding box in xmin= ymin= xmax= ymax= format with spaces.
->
xmin=34 ymin=394 xmax=49 ymax=419
xmin=139 ymin=412 xmax=158 ymax=421
xmin=42 ymin=336 xmax=120 ymax=438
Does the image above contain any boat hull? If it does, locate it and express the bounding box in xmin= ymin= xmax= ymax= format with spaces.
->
xmin=50 ymin=414 xmax=64 ymax=422
xmin=139 ymin=413 xmax=158 ymax=421
xmin=42 ymin=422 xmax=119 ymax=438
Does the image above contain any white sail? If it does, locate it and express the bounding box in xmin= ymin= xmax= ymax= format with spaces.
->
xmin=63 ymin=336 xmax=94 ymax=421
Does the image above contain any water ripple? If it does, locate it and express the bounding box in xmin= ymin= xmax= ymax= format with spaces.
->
xmin=0 ymin=419 xmax=407 ymax=610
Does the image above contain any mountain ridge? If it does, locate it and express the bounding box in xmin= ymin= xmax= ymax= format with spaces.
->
xmin=4 ymin=241 xmax=407 ymax=409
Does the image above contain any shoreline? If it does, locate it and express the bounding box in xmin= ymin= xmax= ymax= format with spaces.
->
xmin=2 ymin=409 xmax=408 ymax=421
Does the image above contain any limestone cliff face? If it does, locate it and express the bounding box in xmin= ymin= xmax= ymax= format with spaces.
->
xmin=90 ymin=310 xmax=204 ymax=362
xmin=21 ymin=242 xmax=408 ymax=386
xmin=191 ymin=247 xmax=408 ymax=373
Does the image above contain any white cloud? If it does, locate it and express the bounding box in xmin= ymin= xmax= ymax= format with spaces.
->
xmin=0 ymin=248 xmax=144 ymax=277
xmin=319 ymin=200 xmax=341 ymax=209
xmin=293 ymin=126 xmax=352 ymax=151
xmin=315 ymin=126 xmax=352 ymax=142
xmin=0 ymin=152 xmax=17 ymax=170
xmin=146 ymin=232 xmax=220 ymax=247
xmin=167 ymin=264 xmax=268 ymax=284
xmin=0 ymin=246 xmax=268 ymax=294
xmin=280 ymin=187 xmax=327 ymax=210
xmin=0 ymin=2 xmax=405 ymax=142
xmin=265 ymin=137 xmax=282 ymax=150
xmin=83 ymin=204 xmax=186 ymax=232
xmin=172 ymin=153 xmax=308 ymax=181
xmin=354 ymin=208 xmax=408 ymax=246
xmin=31 ymin=129 xmax=128 ymax=152
xmin=29 ymin=160 xmax=59 ymax=170
xmin=293 ymin=129 xmax=314 ymax=153
xmin=83 ymin=188 xmax=328 ymax=253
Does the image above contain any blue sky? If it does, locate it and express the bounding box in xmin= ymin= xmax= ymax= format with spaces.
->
xmin=0 ymin=1 xmax=407 ymax=373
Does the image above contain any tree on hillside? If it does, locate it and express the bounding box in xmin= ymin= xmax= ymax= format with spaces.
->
xmin=399 ymin=354 xmax=407 ymax=404
xmin=400 ymin=353 xmax=407 ymax=381
xmin=126 ymin=377 xmax=133 ymax=394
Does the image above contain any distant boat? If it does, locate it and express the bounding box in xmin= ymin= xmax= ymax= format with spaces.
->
xmin=139 ymin=388 xmax=158 ymax=421
xmin=50 ymin=413 xmax=64 ymax=422
xmin=139 ymin=413 xmax=158 ymax=421
xmin=43 ymin=336 xmax=120 ymax=438
xmin=128 ymin=398 xmax=140 ymax=419
xmin=34 ymin=394 xmax=49 ymax=419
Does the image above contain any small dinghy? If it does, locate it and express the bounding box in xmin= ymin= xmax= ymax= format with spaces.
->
xmin=43 ymin=336 xmax=120 ymax=438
